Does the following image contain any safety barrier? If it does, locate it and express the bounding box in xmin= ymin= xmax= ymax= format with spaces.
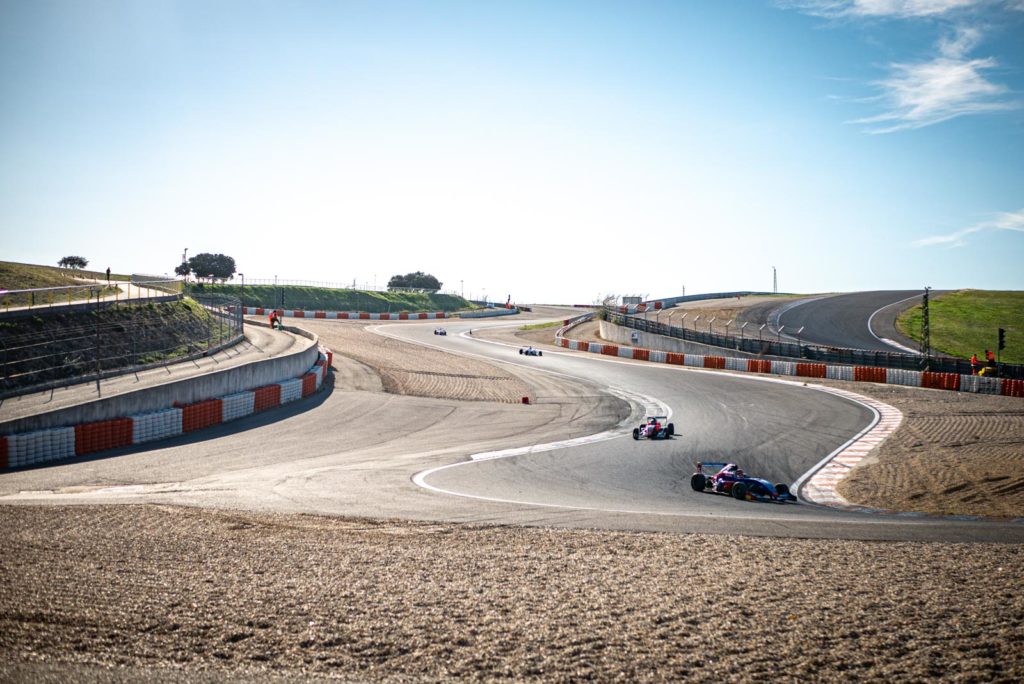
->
xmin=553 ymin=329 xmax=1022 ymax=400
xmin=75 ymin=418 xmax=133 ymax=456
xmin=1 ymin=346 xmax=333 ymax=469
xmin=244 ymin=307 xmax=449 ymax=320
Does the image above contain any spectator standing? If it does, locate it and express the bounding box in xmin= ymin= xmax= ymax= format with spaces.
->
xmin=970 ymin=353 xmax=980 ymax=375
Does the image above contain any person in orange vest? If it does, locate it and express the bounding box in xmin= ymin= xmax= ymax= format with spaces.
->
xmin=970 ymin=353 xmax=980 ymax=375
xmin=986 ymin=349 xmax=996 ymax=365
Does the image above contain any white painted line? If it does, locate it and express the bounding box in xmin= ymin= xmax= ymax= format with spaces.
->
xmin=867 ymin=293 xmax=923 ymax=354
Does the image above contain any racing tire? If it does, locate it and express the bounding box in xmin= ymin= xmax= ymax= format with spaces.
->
xmin=538 ymin=351 xmax=543 ymax=356
xmin=519 ymin=349 xmax=524 ymax=354
xmin=775 ymin=483 xmax=790 ymax=496
xmin=690 ymin=473 xmax=706 ymax=492
xmin=632 ymin=428 xmax=640 ymax=440
xmin=732 ymin=482 xmax=747 ymax=500
xmin=667 ymin=423 xmax=675 ymax=437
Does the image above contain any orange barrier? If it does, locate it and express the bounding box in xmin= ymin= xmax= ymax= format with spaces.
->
xmin=181 ymin=399 xmax=223 ymax=433
xmin=326 ymin=351 xmax=334 ymax=368
xmin=359 ymin=313 xmax=370 ymax=320
xmin=1002 ymin=379 xmax=1024 ymax=398
xmin=704 ymin=356 xmax=725 ymax=369
xmin=254 ymin=308 xmax=265 ymax=315
xmin=337 ymin=312 xmax=350 ymax=319
xmin=796 ymin=363 xmax=827 ymax=378
xmin=666 ymin=352 xmax=685 ymax=365
xmin=380 ymin=313 xmax=391 ymax=320
xmin=579 ymin=341 xmax=590 ymax=352
xmin=253 ymin=385 xmax=281 ymax=412
xmin=922 ymin=372 xmax=960 ymax=391
xmin=854 ymin=367 xmax=886 ymax=383
xmin=601 ymin=345 xmax=620 ymax=356
xmin=633 ymin=349 xmax=650 ymax=361
xmin=74 ymin=418 xmax=133 ymax=455
xmin=302 ymin=373 xmax=318 ymax=397
xmin=748 ymin=359 xmax=771 ymax=374
xmin=292 ymin=310 xmax=305 ymax=318
xmin=0 ymin=436 xmax=7 ymax=469
xmin=315 ymin=311 xmax=326 ymax=319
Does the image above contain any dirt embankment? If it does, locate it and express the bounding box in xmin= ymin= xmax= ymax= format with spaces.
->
xmin=2 ymin=505 xmax=1022 ymax=683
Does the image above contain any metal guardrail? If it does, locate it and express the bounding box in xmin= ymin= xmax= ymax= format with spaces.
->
xmin=605 ymin=309 xmax=1023 ymax=380
xmin=0 ymin=279 xmax=182 ymax=312
xmin=0 ymin=294 xmax=243 ymax=399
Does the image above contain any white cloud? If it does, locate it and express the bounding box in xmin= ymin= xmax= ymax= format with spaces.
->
xmin=786 ymin=0 xmax=984 ymax=18
xmin=853 ymin=46 xmax=1015 ymax=132
xmin=914 ymin=209 xmax=1024 ymax=247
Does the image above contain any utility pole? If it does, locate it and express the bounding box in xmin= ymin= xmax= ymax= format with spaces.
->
xmin=772 ymin=266 xmax=777 ymax=295
xmin=921 ymin=287 xmax=931 ymax=364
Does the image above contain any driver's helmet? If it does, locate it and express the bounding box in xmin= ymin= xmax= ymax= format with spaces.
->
xmin=648 ymin=418 xmax=656 ymax=424
xmin=735 ymin=469 xmax=744 ymax=478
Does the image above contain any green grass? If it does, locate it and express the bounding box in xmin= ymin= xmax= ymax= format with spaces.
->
xmin=896 ymin=290 xmax=1024 ymax=365
xmin=519 ymin=321 xmax=561 ymax=331
xmin=192 ymin=283 xmax=475 ymax=313
xmin=0 ymin=261 xmax=132 ymax=307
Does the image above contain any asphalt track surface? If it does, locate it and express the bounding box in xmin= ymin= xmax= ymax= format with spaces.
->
xmin=774 ymin=290 xmax=925 ymax=352
xmin=3 ymin=316 xmax=1021 ymax=543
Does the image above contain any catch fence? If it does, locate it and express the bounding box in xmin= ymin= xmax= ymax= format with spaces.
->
xmin=0 ymin=294 xmax=243 ymax=399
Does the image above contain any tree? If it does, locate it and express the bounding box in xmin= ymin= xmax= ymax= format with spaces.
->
xmin=388 ymin=271 xmax=442 ymax=291
xmin=174 ymin=262 xmax=191 ymax=278
xmin=58 ymin=256 xmax=89 ymax=270
xmin=184 ymin=253 xmax=236 ymax=282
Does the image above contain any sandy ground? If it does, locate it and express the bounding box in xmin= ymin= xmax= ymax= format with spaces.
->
xmin=2 ymin=316 xmax=1023 ymax=682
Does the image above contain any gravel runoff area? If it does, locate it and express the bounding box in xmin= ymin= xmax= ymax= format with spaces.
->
xmin=1 ymin=316 xmax=1023 ymax=682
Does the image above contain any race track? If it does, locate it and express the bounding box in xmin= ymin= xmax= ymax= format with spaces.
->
xmin=2 ymin=316 xmax=1020 ymax=543
xmin=774 ymin=290 xmax=925 ymax=352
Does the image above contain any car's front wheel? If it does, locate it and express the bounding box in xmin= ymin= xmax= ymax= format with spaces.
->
xmin=690 ymin=473 xmax=706 ymax=492
xmin=632 ymin=428 xmax=640 ymax=440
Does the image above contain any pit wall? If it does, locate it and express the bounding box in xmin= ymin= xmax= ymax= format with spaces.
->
xmin=242 ymin=307 xmax=449 ymax=320
xmin=0 ymin=327 xmax=333 ymax=470
xmin=558 ymin=325 xmax=1023 ymax=400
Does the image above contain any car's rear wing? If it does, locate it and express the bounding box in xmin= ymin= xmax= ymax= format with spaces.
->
xmin=695 ymin=461 xmax=729 ymax=473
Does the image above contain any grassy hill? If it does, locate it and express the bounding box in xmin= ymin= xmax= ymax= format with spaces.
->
xmin=193 ymin=283 xmax=475 ymax=313
xmin=0 ymin=261 xmax=127 ymax=307
xmin=1 ymin=299 xmax=227 ymax=395
xmin=896 ymin=290 xmax=1023 ymax=365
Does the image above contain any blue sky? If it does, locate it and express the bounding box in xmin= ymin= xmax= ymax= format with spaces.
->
xmin=1 ymin=0 xmax=1022 ymax=304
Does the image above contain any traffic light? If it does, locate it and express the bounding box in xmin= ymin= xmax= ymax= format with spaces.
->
xmin=998 ymin=328 xmax=1006 ymax=351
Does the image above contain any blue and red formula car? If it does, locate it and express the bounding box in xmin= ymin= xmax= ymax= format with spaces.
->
xmin=690 ymin=462 xmax=797 ymax=503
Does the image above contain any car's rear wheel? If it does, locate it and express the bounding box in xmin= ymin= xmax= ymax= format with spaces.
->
xmin=632 ymin=428 xmax=640 ymax=440
xmin=538 ymin=351 xmax=543 ymax=356
xmin=732 ymin=482 xmax=747 ymax=500
xmin=690 ymin=473 xmax=706 ymax=492
xmin=667 ymin=423 xmax=675 ymax=437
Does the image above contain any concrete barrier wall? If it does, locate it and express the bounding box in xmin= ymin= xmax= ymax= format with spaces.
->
xmin=459 ymin=308 xmax=520 ymax=319
xmin=0 ymin=322 xmax=319 ymax=434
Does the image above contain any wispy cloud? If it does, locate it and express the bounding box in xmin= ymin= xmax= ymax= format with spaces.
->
xmin=851 ymin=32 xmax=1016 ymax=133
xmin=785 ymin=0 xmax=985 ymax=18
xmin=914 ymin=209 xmax=1024 ymax=247
xmin=784 ymin=2 xmax=1021 ymax=132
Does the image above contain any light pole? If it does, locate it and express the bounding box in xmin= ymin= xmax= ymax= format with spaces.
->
xmin=772 ymin=265 xmax=777 ymax=294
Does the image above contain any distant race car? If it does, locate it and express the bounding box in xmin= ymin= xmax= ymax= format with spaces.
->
xmin=632 ymin=416 xmax=675 ymax=440
xmin=519 ymin=346 xmax=543 ymax=356
xmin=690 ymin=462 xmax=797 ymax=503
xmin=434 ymin=328 xmax=447 ymax=336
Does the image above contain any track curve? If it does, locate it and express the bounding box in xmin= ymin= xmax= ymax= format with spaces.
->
xmin=774 ymin=290 xmax=925 ymax=352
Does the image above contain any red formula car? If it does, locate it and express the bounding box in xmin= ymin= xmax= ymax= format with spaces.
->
xmin=632 ymin=416 xmax=675 ymax=440
xmin=690 ymin=462 xmax=796 ymax=502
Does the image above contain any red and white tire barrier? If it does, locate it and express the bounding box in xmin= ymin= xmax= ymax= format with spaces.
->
xmin=239 ymin=307 xmax=448 ymax=320
xmin=0 ymin=346 xmax=334 ymax=470
xmin=555 ymin=334 xmax=1024 ymax=399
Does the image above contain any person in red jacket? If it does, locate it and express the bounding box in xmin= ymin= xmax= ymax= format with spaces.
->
xmin=971 ymin=353 xmax=980 ymax=375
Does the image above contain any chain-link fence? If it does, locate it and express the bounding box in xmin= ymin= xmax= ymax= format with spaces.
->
xmin=0 ymin=294 xmax=243 ymax=399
